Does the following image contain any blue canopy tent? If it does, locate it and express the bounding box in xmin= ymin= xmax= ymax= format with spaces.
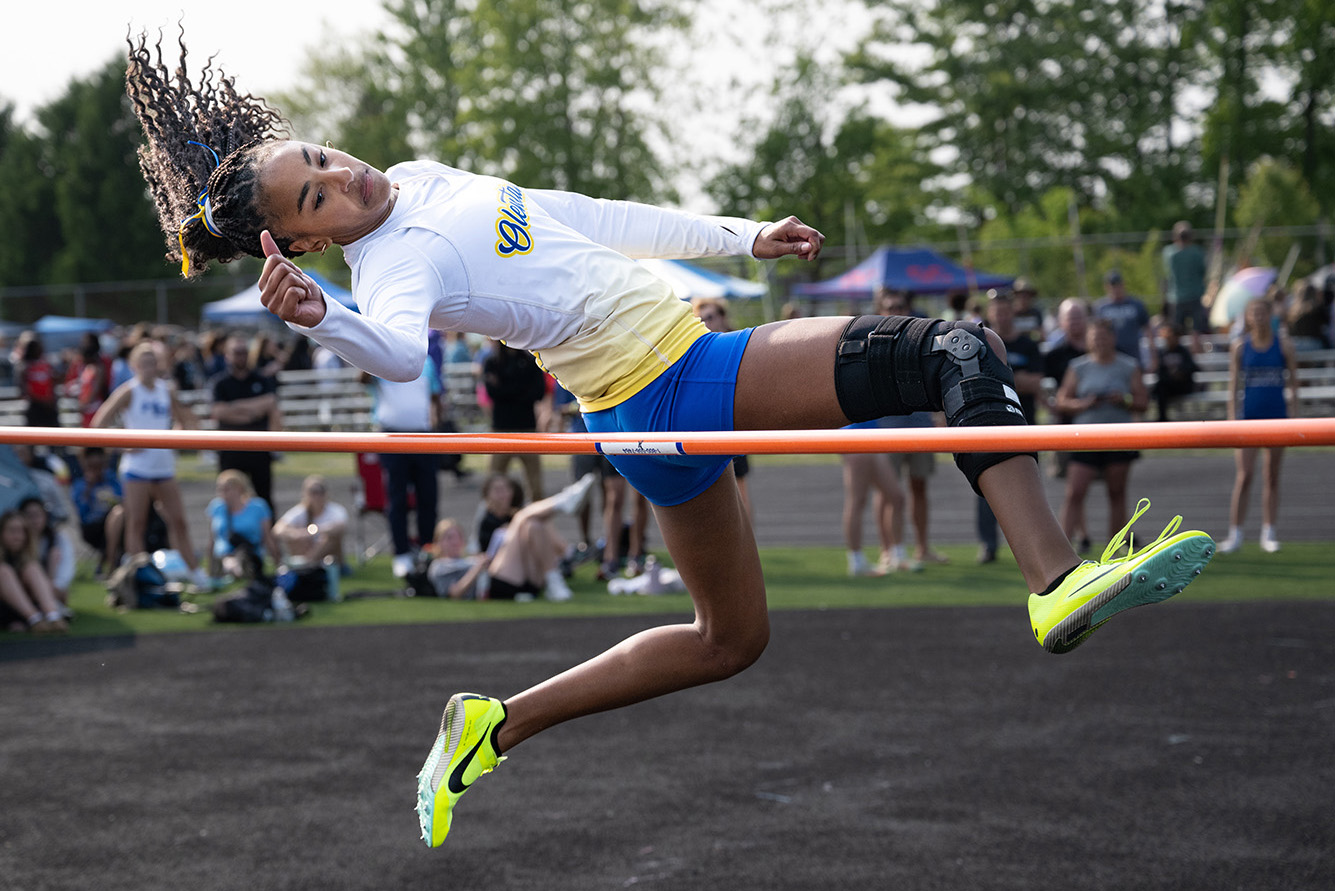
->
xmin=201 ymin=272 xmax=358 ymax=326
xmin=637 ymin=258 xmax=767 ymax=300
xmin=792 ymin=247 xmax=1014 ymax=299
xmin=31 ymin=315 xmax=115 ymax=352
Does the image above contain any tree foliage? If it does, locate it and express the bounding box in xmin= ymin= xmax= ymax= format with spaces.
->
xmin=282 ymin=0 xmax=683 ymax=202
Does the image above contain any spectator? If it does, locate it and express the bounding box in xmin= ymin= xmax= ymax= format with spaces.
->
xmin=283 ymin=335 xmax=314 ymax=372
xmin=1151 ymin=321 xmax=1199 ymax=421
xmin=367 ymin=358 xmax=442 ymax=577
xmin=199 ymin=329 xmax=227 ymax=380
xmin=1043 ymin=298 xmax=1090 ymax=500
xmin=1009 ymin=278 xmax=1045 ymax=340
xmin=1093 ymin=269 xmax=1152 ymax=364
xmin=1161 ymin=221 xmax=1209 ymax=348
xmin=877 ymin=288 xmax=949 ymax=566
xmin=482 ymin=341 xmax=549 ymax=502
xmin=211 ymin=333 xmax=282 ymax=510
xmin=692 ymin=296 xmax=754 ymax=523
xmin=425 ymin=518 xmax=486 ymax=600
xmin=469 ymin=472 xmax=596 ymax=601
xmin=91 ymin=341 xmax=210 ymax=589
xmin=15 ymin=333 xmax=60 ymax=428
xmin=1055 ymin=318 xmax=1148 ymax=545
xmin=70 ymin=332 xmax=113 ymax=427
xmin=19 ymin=496 xmax=75 ymax=615
xmin=273 ymin=474 xmax=348 ymax=569
xmin=1286 ymin=281 xmax=1331 ymax=352
xmin=1220 ymin=298 xmax=1300 ymax=554
xmin=70 ymin=446 xmax=125 ymax=575
xmin=976 ymin=290 xmax=1043 ymax=563
xmin=207 ymin=468 xmax=281 ymax=580
xmin=0 ymin=509 xmax=67 ymax=633
xmin=840 ymin=420 xmax=911 ymax=576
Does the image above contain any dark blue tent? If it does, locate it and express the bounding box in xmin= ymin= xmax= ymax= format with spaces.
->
xmin=792 ymin=247 xmax=1014 ymax=299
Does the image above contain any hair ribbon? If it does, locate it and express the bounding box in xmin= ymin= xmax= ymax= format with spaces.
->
xmin=176 ymin=140 xmax=224 ymax=275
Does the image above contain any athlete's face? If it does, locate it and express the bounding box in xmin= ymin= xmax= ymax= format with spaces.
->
xmin=261 ymin=141 xmax=397 ymax=253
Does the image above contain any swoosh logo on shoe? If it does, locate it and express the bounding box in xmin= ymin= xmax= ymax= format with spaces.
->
xmin=447 ymin=734 xmax=488 ymax=795
xmin=1063 ymin=564 xmax=1125 ymax=601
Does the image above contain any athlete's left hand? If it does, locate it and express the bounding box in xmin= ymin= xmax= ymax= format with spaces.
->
xmin=753 ymin=216 xmax=824 ymax=262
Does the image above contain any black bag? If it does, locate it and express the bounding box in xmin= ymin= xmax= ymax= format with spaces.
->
xmin=212 ymin=579 xmax=275 ymax=623
xmin=279 ymin=564 xmax=329 ymax=603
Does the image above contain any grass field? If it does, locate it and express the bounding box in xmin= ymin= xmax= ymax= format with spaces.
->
xmin=6 ymin=540 xmax=1331 ymax=642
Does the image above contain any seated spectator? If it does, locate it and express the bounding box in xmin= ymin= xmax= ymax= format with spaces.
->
xmin=0 ymin=509 xmax=67 ymax=633
xmin=19 ymin=497 xmax=75 ymax=615
xmin=425 ymin=519 xmax=487 ymax=600
xmin=1286 ymin=281 xmax=1331 ymax=352
xmin=470 ymin=472 xmax=596 ymax=601
xmin=207 ymin=469 xmax=281 ymax=580
xmin=70 ymin=447 xmax=125 ymax=574
xmin=273 ymin=474 xmax=349 ymax=568
xmin=1151 ymin=321 xmax=1199 ymax=421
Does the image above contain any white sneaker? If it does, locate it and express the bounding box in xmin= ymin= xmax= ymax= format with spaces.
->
xmin=1218 ymin=529 xmax=1243 ymax=554
xmin=543 ymin=569 xmax=573 ymax=602
xmin=1260 ymin=528 xmax=1281 ymax=554
xmin=392 ymin=553 xmax=415 ymax=578
xmin=847 ymin=552 xmax=885 ymax=577
xmin=552 ymin=472 xmax=598 ymax=516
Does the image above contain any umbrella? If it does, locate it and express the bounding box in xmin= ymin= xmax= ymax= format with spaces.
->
xmin=1210 ymin=267 xmax=1276 ymax=329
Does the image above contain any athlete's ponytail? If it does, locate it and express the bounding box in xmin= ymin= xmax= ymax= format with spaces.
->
xmin=125 ymin=29 xmax=299 ymax=277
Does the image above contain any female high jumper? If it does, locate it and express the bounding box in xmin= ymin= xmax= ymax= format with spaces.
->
xmin=125 ymin=31 xmax=1215 ymax=847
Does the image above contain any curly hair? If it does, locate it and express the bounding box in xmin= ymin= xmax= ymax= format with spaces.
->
xmin=125 ymin=29 xmax=302 ymax=278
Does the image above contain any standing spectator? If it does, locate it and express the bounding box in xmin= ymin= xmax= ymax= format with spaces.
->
xmin=283 ymin=335 xmax=313 ymax=372
xmin=211 ymin=333 xmax=282 ymax=510
xmin=70 ymin=446 xmax=125 ymax=574
xmin=691 ymin=297 xmax=754 ymax=523
xmin=367 ymin=358 xmax=442 ymax=577
xmin=482 ymin=341 xmax=548 ymax=502
xmin=15 ymin=334 xmax=60 ymax=428
xmin=1285 ymin=281 xmax=1331 ymax=352
xmin=1151 ymin=322 xmax=1198 ymax=421
xmin=1093 ymin=269 xmax=1152 ymax=364
xmin=976 ymin=291 xmax=1043 ymax=563
xmin=273 ymin=474 xmax=349 ymax=568
xmin=1220 ymin=298 xmax=1300 ymax=554
xmin=0 ymin=509 xmax=67 ymax=633
xmin=1043 ymin=298 xmax=1090 ymax=494
xmin=1009 ymin=278 xmax=1045 ymax=340
xmin=91 ymin=342 xmax=209 ymax=588
xmin=206 ymin=469 xmax=281 ymax=579
xmin=1055 ymin=319 xmax=1149 ymax=545
xmin=1161 ymin=221 xmax=1209 ymax=349
xmin=199 ymin=329 xmax=227 ymax=380
xmin=840 ymin=420 xmax=910 ymax=576
xmin=875 ymin=287 xmax=949 ymax=566
xmin=71 ymin=332 xmax=113 ymax=427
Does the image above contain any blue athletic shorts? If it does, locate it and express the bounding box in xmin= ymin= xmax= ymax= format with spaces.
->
xmin=583 ymin=328 xmax=753 ymax=507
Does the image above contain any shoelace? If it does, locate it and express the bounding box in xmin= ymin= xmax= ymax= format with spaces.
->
xmin=1099 ymin=498 xmax=1183 ymax=565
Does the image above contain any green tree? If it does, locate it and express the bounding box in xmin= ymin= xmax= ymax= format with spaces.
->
xmin=852 ymin=0 xmax=1194 ymax=225
xmin=37 ymin=57 xmax=165 ymax=284
xmin=0 ymin=104 xmax=61 ymax=290
xmin=284 ymin=0 xmax=682 ymax=202
xmin=1233 ymin=157 xmax=1320 ymax=266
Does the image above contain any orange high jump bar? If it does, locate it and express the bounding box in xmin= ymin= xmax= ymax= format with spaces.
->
xmin=0 ymin=419 xmax=1333 ymax=455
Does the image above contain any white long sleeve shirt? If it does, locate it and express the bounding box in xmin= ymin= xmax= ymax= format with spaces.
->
xmin=290 ymin=161 xmax=766 ymax=410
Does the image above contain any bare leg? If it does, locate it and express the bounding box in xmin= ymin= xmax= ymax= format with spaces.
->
xmin=499 ymin=468 xmax=767 ymax=750
xmin=104 ymin=505 xmax=125 ymax=569
xmin=1103 ymin=462 xmax=1131 ymax=538
xmin=1261 ymin=446 xmax=1283 ymax=528
xmin=1230 ymin=447 xmax=1257 ymax=529
xmin=153 ymin=480 xmax=200 ymax=571
xmin=841 ymin=454 xmax=874 ymax=554
xmin=0 ymin=564 xmax=43 ymax=620
xmin=601 ymin=475 xmax=627 ymax=568
xmin=1061 ymin=463 xmax=1095 ymax=541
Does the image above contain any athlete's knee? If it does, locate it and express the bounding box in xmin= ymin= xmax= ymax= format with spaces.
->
xmin=833 ymin=316 xmax=1035 ymax=495
xmin=698 ymin=613 xmax=770 ymax=679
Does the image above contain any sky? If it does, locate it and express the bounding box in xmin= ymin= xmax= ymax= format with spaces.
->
xmin=1 ymin=0 xmax=882 ymax=210
xmin=2 ymin=2 xmax=395 ymax=121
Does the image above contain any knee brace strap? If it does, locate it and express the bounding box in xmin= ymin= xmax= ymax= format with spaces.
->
xmin=835 ymin=315 xmax=941 ymax=422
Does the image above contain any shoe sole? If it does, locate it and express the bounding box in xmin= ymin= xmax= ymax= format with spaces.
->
xmin=1043 ymin=531 xmax=1215 ymax=654
xmin=416 ymin=696 xmax=470 ymax=846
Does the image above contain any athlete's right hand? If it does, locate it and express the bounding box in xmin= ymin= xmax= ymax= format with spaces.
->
xmin=259 ymin=230 xmax=327 ymax=328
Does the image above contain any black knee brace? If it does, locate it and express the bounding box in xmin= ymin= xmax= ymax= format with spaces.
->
xmin=834 ymin=315 xmax=1036 ymax=494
